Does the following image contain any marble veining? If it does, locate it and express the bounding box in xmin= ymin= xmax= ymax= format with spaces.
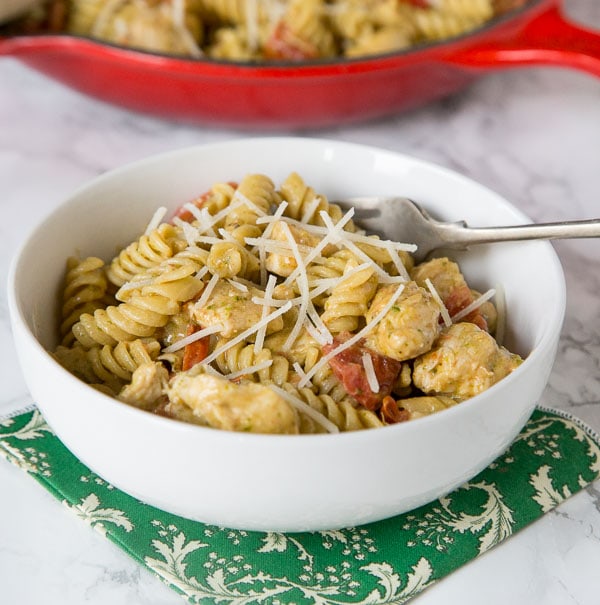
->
xmin=1 ymin=1 xmax=600 ymax=603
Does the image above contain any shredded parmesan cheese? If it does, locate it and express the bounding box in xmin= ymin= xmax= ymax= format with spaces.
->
xmin=195 ymin=266 xmax=209 ymax=279
xmin=307 ymin=301 xmax=333 ymax=345
xmin=217 ymin=228 xmax=239 ymax=244
xmin=425 ymin=278 xmax=452 ymax=328
xmin=387 ymin=247 xmax=410 ymax=281
xmin=162 ymin=324 xmax=224 ymax=354
xmin=173 ymin=217 xmax=202 ymax=246
xmin=362 ymin=352 xmax=380 ymax=393
xmin=194 ymin=273 xmax=219 ymax=310
xmin=269 ymin=385 xmax=339 ymax=434
xmin=232 ymin=190 xmax=268 ymax=217
xmin=300 ymin=196 xmax=323 ymax=223
xmin=318 ymin=211 xmax=391 ymax=281
xmin=117 ymin=277 xmax=155 ymax=296
xmin=227 ymin=278 xmax=249 ymax=292
xmin=257 ymin=212 xmax=416 ymax=252
xmin=280 ymin=207 xmax=355 ymax=287
xmin=225 ymin=359 xmax=273 ymax=380
xmin=304 ymin=319 xmax=329 ymax=346
xmin=281 ymin=222 xmax=310 ymax=350
xmin=144 ymin=206 xmax=168 ymax=236
xmin=451 ymin=288 xmax=496 ymax=323
xmin=202 ymin=363 xmax=227 ymax=378
xmin=254 ymin=274 xmax=277 ymax=354
xmin=257 ymin=201 xmax=288 ymax=286
xmin=292 ymin=362 xmax=313 ymax=388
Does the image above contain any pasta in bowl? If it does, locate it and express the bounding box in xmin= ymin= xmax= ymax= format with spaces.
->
xmin=8 ymin=138 xmax=565 ymax=531
xmin=51 ymin=172 xmax=523 ymax=434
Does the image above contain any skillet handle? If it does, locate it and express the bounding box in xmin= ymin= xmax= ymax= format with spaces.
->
xmin=447 ymin=4 xmax=600 ymax=77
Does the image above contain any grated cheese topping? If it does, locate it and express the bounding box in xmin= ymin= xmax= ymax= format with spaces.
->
xmin=194 ymin=273 xmax=219 ymax=311
xmin=280 ymin=222 xmax=310 ymax=351
xmin=362 ymin=352 xmax=380 ymax=393
xmin=162 ymin=323 xmax=224 ymax=354
xmin=254 ymin=274 xmax=277 ymax=354
xmin=225 ymin=359 xmax=273 ymax=380
xmin=425 ymin=278 xmax=452 ymax=328
xmin=269 ymin=385 xmax=339 ymax=434
xmin=144 ymin=206 xmax=168 ymax=236
xmin=292 ymin=362 xmax=312 ymax=385
xmin=451 ymin=288 xmax=496 ymax=323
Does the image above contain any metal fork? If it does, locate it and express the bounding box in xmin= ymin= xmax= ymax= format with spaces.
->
xmin=337 ymin=196 xmax=600 ymax=263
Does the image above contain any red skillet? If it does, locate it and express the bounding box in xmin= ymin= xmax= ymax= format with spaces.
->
xmin=1 ymin=0 xmax=599 ymax=129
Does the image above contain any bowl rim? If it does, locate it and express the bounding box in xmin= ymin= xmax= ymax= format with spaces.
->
xmin=7 ymin=136 xmax=566 ymax=446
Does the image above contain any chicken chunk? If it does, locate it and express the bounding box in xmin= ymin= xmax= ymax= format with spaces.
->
xmin=166 ymin=372 xmax=299 ymax=434
xmin=118 ymin=362 xmax=169 ymax=411
xmin=412 ymin=322 xmax=522 ymax=400
xmin=364 ymin=281 xmax=441 ymax=362
xmin=193 ymin=280 xmax=284 ymax=339
xmin=411 ymin=257 xmax=489 ymax=331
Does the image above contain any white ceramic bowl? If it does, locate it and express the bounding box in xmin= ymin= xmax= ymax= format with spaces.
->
xmin=8 ymin=138 xmax=565 ymax=532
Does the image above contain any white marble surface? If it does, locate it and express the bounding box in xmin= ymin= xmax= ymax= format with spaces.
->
xmin=1 ymin=2 xmax=600 ymax=603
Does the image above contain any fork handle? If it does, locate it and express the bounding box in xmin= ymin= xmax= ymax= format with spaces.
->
xmin=445 ymin=219 xmax=600 ymax=247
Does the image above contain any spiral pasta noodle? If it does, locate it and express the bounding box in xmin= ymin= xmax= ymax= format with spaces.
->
xmin=54 ymin=338 xmax=161 ymax=393
xmin=60 ymin=256 xmax=110 ymax=346
xmin=106 ymin=223 xmax=185 ymax=288
xmin=214 ymin=340 xmax=290 ymax=385
xmin=321 ymin=258 xmax=378 ymax=333
xmin=73 ymin=249 xmax=206 ymax=348
xmin=279 ymin=382 xmax=384 ymax=433
xmin=279 ymin=172 xmax=357 ymax=231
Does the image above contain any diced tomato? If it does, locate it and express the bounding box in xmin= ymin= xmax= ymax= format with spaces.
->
xmin=172 ymin=182 xmax=238 ymax=223
xmin=182 ymin=325 xmax=210 ymax=371
xmin=323 ymin=332 xmax=403 ymax=411
xmin=380 ymin=396 xmax=410 ymax=424
xmin=443 ymin=284 xmax=488 ymax=332
xmin=264 ymin=22 xmax=319 ymax=61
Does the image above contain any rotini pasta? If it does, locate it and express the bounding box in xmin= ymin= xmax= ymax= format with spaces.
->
xmin=59 ymin=256 xmax=111 ymax=346
xmin=53 ymin=171 xmax=522 ymax=435
xmin=24 ymin=0 xmax=528 ymax=62
xmin=54 ymin=338 xmax=161 ymax=393
xmin=106 ymin=222 xmax=184 ymax=288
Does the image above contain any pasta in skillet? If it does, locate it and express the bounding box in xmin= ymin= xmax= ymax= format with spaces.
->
xmin=53 ymin=172 xmax=522 ymax=434
xmin=24 ymin=0 xmax=528 ymax=61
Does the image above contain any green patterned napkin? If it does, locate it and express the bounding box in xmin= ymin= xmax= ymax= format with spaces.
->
xmin=1 ymin=406 xmax=600 ymax=604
